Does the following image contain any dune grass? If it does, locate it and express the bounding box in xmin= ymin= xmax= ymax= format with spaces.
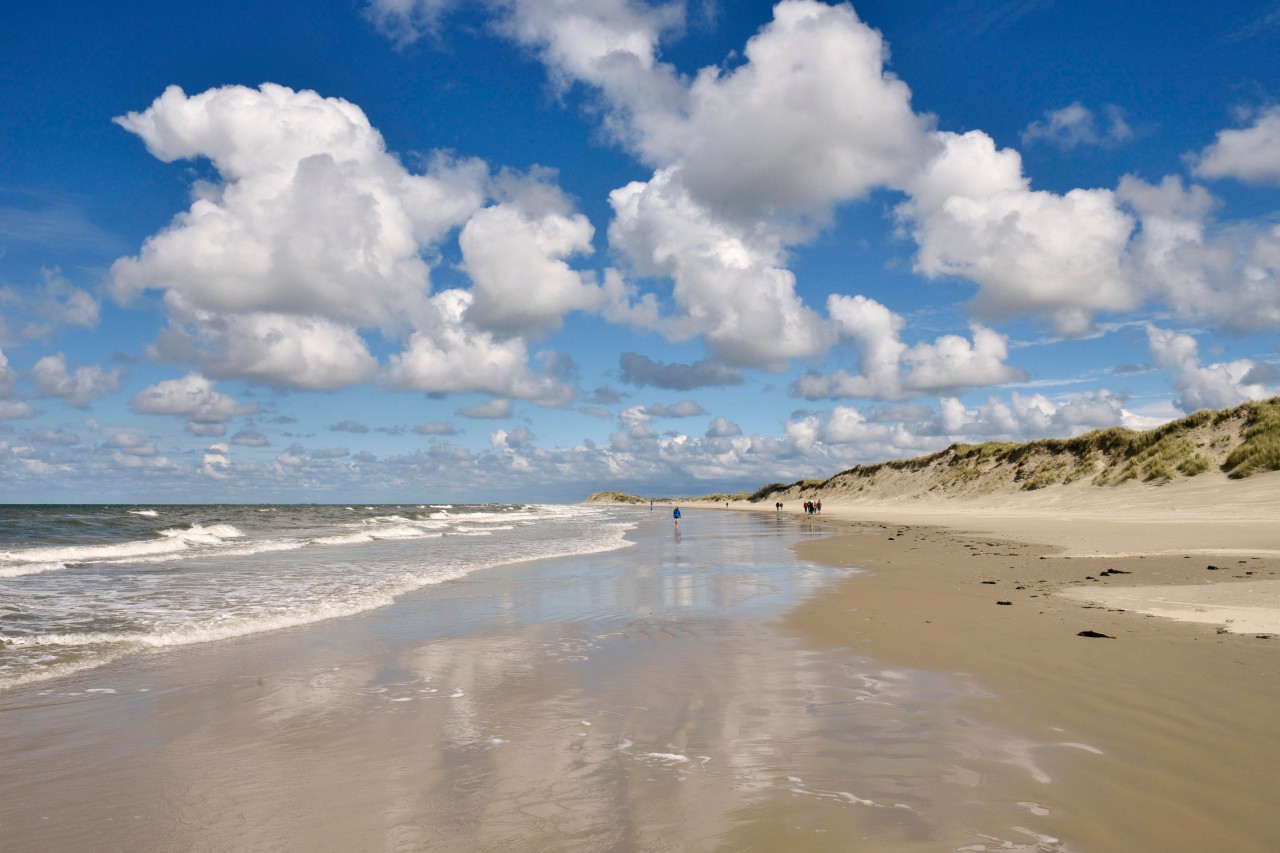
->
xmin=1223 ymin=398 xmax=1280 ymax=478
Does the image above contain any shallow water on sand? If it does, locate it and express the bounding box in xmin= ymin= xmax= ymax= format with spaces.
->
xmin=0 ymin=509 xmax=1083 ymax=851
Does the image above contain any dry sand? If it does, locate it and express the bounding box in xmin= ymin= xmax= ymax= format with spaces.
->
xmin=735 ymin=471 xmax=1280 ymax=851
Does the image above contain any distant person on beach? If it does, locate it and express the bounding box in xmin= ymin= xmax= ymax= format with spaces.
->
xmin=673 ymin=506 xmax=681 ymax=527
xmin=816 ymin=500 xmax=822 ymax=514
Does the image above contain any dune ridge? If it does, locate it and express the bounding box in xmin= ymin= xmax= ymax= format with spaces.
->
xmin=587 ymin=396 xmax=1280 ymax=508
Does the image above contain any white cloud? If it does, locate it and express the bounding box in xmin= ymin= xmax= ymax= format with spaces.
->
xmin=384 ymin=290 xmax=573 ymax=403
xmin=231 ymin=428 xmax=270 ymax=447
xmin=187 ymin=422 xmax=227 ymax=437
xmin=608 ymin=169 xmax=834 ymax=367
xmin=31 ymin=353 xmax=123 ymax=407
xmin=796 ymin=295 xmax=1024 ymax=400
xmin=150 ymin=298 xmax=379 ymax=391
xmin=457 ymin=398 xmax=513 ymax=419
xmin=30 ymin=428 xmax=81 ymax=446
xmin=363 ymin=1 xmax=1280 ymax=369
xmin=0 ymin=348 xmax=35 ymax=420
xmin=490 ymin=426 xmax=534 ymax=449
xmin=130 ymin=373 xmax=257 ymax=427
xmin=652 ymin=0 xmax=934 ymax=221
xmin=105 ymin=432 xmax=158 ymax=457
xmin=900 ymin=130 xmax=1137 ymax=336
xmin=644 ymin=399 xmax=705 ymax=417
xmin=1191 ymin=106 xmax=1280 ymax=185
xmin=202 ymin=443 xmax=231 ymax=479
xmin=111 ymin=83 xmax=512 ymax=393
xmin=0 ymin=347 xmax=15 ymax=396
xmin=490 ymin=0 xmax=683 ymax=112
xmin=618 ymin=352 xmax=741 ymax=389
xmin=0 ymin=400 xmax=36 ymax=420
xmin=365 ymin=0 xmax=459 ymax=45
xmin=460 ymin=180 xmax=603 ymax=336
xmin=1119 ymin=175 xmax=1280 ymax=333
xmin=902 ymin=324 xmax=1025 ymax=392
xmin=705 ymin=415 xmax=741 ymax=438
xmin=0 ymin=268 xmax=100 ymax=342
xmin=1021 ymin=102 xmax=1133 ymax=150
xmin=1145 ymin=325 xmax=1270 ymax=413
xmin=413 ymin=420 xmax=458 ymax=435
xmin=113 ymin=84 xmax=485 ymax=329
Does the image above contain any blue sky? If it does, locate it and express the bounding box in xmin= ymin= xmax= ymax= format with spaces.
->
xmin=1 ymin=0 xmax=1278 ymax=503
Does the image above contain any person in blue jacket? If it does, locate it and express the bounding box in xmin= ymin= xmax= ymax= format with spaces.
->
xmin=672 ymin=506 xmax=681 ymax=527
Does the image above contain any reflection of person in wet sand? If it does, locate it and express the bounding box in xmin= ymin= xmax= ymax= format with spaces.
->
xmin=673 ymin=506 xmax=681 ymax=528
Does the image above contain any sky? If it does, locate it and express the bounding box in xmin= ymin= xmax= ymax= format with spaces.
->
xmin=1 ymin=0 xmax=1278 ymax=503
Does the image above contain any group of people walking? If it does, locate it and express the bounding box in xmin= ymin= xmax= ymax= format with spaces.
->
xmin=773 ymin=500 xmax=822 ymax=513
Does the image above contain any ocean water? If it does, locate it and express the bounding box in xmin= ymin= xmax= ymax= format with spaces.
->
xmin=0 ymin=503 xmax=634 ymax=690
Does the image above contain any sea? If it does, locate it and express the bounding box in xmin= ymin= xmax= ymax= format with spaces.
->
xmin=0 ymin=503 xmax=636 ymax=691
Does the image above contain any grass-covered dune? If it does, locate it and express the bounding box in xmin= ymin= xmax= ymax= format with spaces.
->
xmin=587 ymin=397 xmax=1280 ymax=505
xmin=750 ymin=397 xmax=1280 ymax=504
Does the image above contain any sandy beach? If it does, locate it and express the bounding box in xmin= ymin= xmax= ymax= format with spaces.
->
xmin=756 ymin=470 xmax=1280 ymax=851
xmin=2 ymin=477 xmax=1279 ymax=852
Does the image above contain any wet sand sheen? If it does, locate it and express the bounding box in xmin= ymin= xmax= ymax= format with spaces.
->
xmin=0 ymin=509 xmax=1090 ymax=852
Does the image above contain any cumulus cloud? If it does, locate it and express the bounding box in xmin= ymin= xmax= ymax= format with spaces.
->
xmin=413 ymin=420 xmax=459 ymax=435
xmin=365 ymin=0 xmax=459 ymax=45
xmin=1119 ymin=175 xmax=1280 ymax=332
xmin=187 ymin=421 xmax=227 ymax=437
xmin=644 ymin=0 xmax=933 ymax=220
xmin=0 ymin=401 xmax=36 ymax=420
xmin=362 ymin=0 xmax=1280 ymax=367
xmin=383 ymin=290 xmax=574 ymax=403
xmin=105 ymin=432 xmax=158 ymax=457
xmin=31 ymin=353 xmax=123 ymax=407
xmin=0 ymin=268 xmax=100 ymax=343
xmin=618 ymin=352 xmax=741 ymax=389
xmin=150 ymin=300 xmax=380 ymax=391
xmin=457 ymin=398 xmax=513 ymax=419
xmin=490 ymin=426 xmax=534 ymax=449
xmin=460 ymin=176 xmax=605 ymax=337
xmin=1191 ymin=106 xmax=1280 ymax=185
xmin=0 ymin=348 xmax=34 ymax=420
xmin=941 ymin=389 xmax=1147 ymax=438
xmin=112 ymin=84 xmax=485 ymax=328
xmin=330 ymin=420 xmax=370 ymax=433
xmin=608 ymin=169 xmax=834 ymax=366
xmin=202 ymin=443 xmax=231 ymax=479
xmin=1145 ymin=325 xmax=1270 ymax=413
xmin=1021 ymin=102 xmax=1133 ymax=150
xmin=900 ymin=130 xmax=1137 ymax=336
xmin=30 ymin=428 xmax=81 ymax=446
xmin=795 ymin=295 xmax=1024 ymax=400
xmin=131 ymin=373 xmax=257 ymax=430
xmin=705 ymin=415 xmax=741 ymax=438
xmin=0 ymin=347 xmax=17 ymax=397
xmin=111 ymin=83 xmax=593 ymax=398
xmin=643 ymin=399 xmax=705 ymax=417
xmin=1242 ymin=362 xmax=1280 ymax=385
xmin=231 ymin=427 xmax=270 ymax=447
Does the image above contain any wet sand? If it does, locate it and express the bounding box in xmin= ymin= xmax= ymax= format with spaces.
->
xmin=0 ymin=509 xmax=1120 ymax=852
